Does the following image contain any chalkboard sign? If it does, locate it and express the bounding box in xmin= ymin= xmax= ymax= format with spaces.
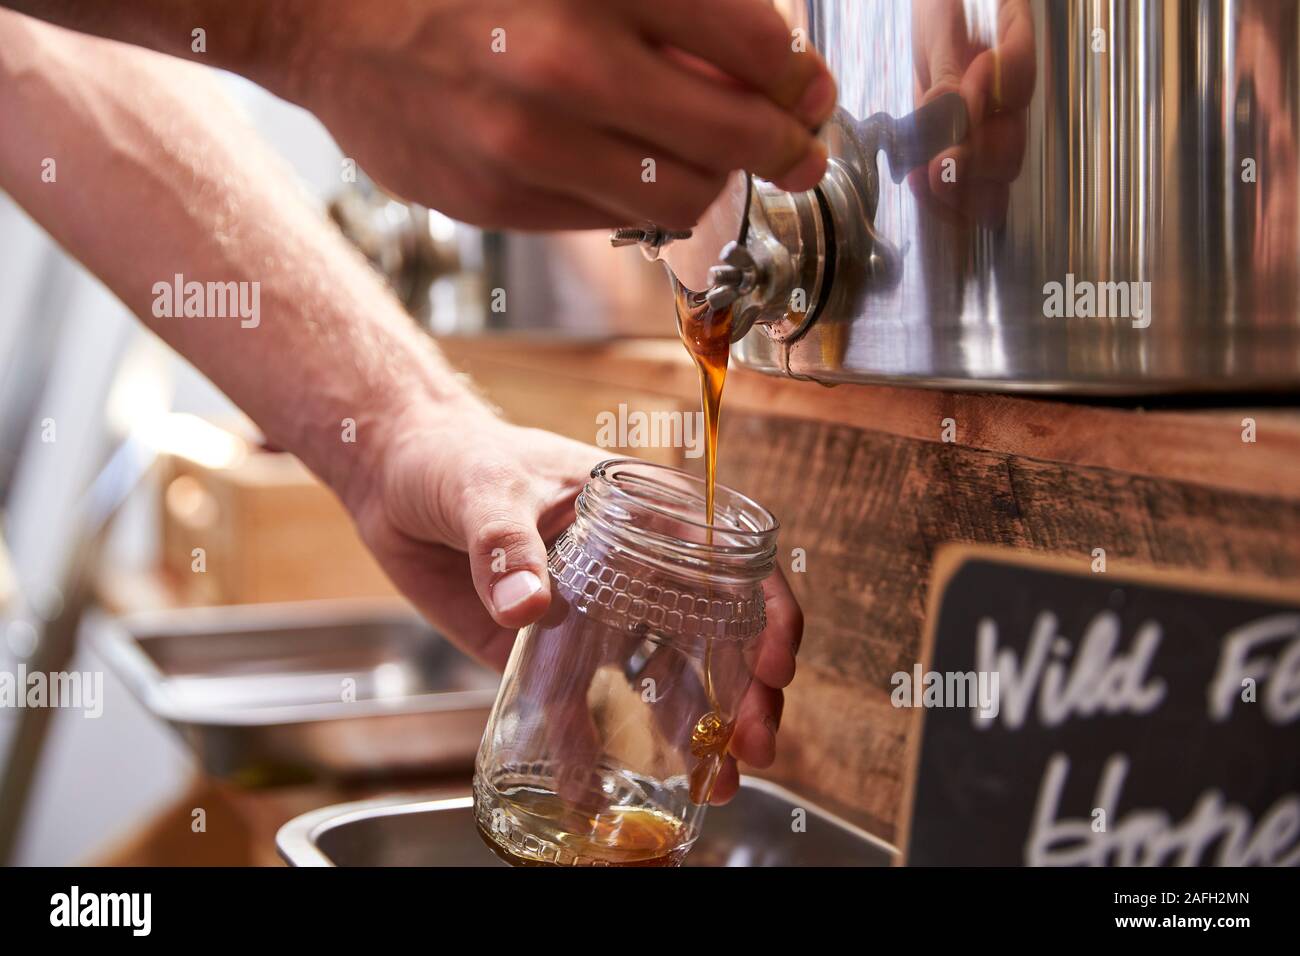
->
xmin=901 ymin=545 xmax=1300 ymax=866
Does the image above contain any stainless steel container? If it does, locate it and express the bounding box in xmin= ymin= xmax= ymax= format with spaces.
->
xmin=637 ymin=0 xmax=1300 ymax=394
xmin=95 ymin=600 xmax=499 ymax=784
xmin=275 ymin=777 xmax=899 ymax=867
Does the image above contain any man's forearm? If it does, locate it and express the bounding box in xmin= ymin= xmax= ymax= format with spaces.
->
xmin=0 ymin=12 xmax=485 ymax=505
xmin=0 ymin=0 xmax=297 ymax=85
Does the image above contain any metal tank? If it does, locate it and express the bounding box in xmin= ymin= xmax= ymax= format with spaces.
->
xmin=622 ymin=0 xmax=1300 ymax=394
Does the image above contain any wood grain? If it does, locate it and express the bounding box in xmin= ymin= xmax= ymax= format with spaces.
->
xmin=719 ymin=413 xmax=1300 ymax=839
xmin=437 ymin=336 xmax=1300 ymax=502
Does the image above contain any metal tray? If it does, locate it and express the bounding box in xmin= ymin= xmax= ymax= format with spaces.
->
xmin=94 ymin=599 xmax=499 ymax=784
xmin=276 ymin=777 xmax=898 ymax=867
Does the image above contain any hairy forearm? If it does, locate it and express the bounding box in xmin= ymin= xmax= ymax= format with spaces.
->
xmin=0 ymin=0 xmax=295 ymax=82
xmin=0 ymin=13 xmax=485 ymax=504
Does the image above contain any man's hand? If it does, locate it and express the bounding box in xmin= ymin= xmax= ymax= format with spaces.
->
xmin=281 ymin=0 xmax=836 ymax=229
xmin=5 ymin=0 xmax=838 ymax=230
xmin=347 ymin=406 xmax=802 ymax=801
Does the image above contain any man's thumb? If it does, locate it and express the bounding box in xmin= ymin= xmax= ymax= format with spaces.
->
xmin=466 ymin=504 xmax=552 ymax=629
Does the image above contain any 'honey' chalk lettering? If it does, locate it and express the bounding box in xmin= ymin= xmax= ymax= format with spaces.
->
xmin=1025 ymin=752 xmax=1300 ymax=866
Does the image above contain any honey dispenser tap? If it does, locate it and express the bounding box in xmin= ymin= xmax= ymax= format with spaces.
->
xmin=611 ymin=93 xmax=969 ymax=346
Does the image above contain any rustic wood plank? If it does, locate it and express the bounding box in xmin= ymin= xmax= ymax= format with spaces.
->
xmin=436 ymin=336 xmax=1300 ymax=501
xmin=717 ymin=411 xmax=1300 ymax=840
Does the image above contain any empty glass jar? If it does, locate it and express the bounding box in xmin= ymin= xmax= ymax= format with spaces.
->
xmin=473 ymin=458 xmax=779 ymax=866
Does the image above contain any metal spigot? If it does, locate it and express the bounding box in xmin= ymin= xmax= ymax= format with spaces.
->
xmin=607 ymin=169 xmax=822 ymax=345
xmin=607 ymin=93 xmax=970 ymax=348
xmin=705 ymin=243 xmax=760 ymax=311
xmin=330 ymin=175 xmax=484 ymax=329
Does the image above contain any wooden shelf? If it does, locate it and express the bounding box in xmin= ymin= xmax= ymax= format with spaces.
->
xmin=437 ymin=335 xmax=1300 ymax=502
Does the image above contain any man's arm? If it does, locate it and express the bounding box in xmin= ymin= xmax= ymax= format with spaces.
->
xmin=0 ymin=0 xmax=274 ymax=71
xmin=0 ymin=0 xmax=836 ymax=229
xmin=0 ymin=12 xmax=479 ymax=507
xmin=0 ymin=9 xmax=595 ymax=651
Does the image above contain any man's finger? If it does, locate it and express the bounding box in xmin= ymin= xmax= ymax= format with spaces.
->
xmin=468 ymin=105 xmax=729 ymax=230
xmin=629 ymin=0 xmax=836 ymax=126
xmin=434 ymin=153 xmax=631 ymax=231
xmin=708 ymin=755 xmax=741 ymax=805
xmin=753 ymin=566 xmax=803 ymax=689
xmin=731 ymin=681 xmax=784 ymax=768
xmin=462 ymin=487 xmax=552 ymax=629
xmin=526 ymin=33 xmax=827 ymax=194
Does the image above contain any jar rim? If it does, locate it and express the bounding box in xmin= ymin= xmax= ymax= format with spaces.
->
xmin=573 ymin=459 xmax=779 ymax=585
xmin=590 ymin=458 xmax=779 ymax=539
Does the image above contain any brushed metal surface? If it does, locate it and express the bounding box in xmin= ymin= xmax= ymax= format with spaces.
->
xmin=94 ymin=600 xmax=499 ymax=784
xmin=734 ymin=0 xmax=1300 ymax=393
xmin=275 ymin=777 xmax=898 ymax=867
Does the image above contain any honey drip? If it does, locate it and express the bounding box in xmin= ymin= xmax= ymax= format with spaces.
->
xmin=674 ymin=279 xmax=736 ymax=805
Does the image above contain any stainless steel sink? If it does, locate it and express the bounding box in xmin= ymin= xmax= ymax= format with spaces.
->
xmin=95 ymin=599 xmax=500 ymax=784
xmin=276 ymin=777 xmax=898 ymax=866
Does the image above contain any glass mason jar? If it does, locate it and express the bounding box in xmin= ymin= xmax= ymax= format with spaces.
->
xmin=473 ymin=458 xmax=779 ymax=866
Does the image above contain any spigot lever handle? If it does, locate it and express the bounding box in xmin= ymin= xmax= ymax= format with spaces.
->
xmin=861 ymin=92 xmax=970 ymax=184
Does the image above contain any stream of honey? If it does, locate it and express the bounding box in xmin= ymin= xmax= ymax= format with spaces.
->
xmin=673 ymin=280 xmax=737 ymax=807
